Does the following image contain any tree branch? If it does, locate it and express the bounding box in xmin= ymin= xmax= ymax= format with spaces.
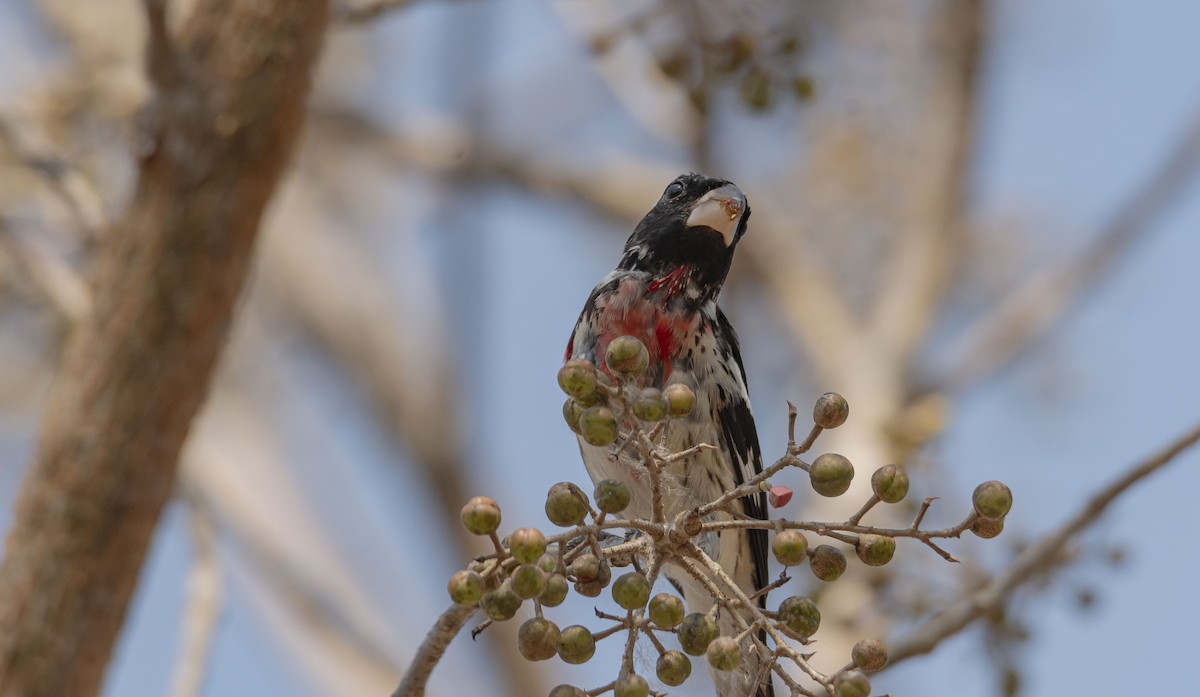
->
xmin=0 ymin=1 xmax=329 ymax=695
xmin=390 ymin=604 xmax=478 ymax=697
xmin=887 ymin=420 xmax=1200 ymax=664
xmin=939 ymin=107 xmax=1200 ymax=392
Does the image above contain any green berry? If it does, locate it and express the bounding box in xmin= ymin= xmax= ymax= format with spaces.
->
xmin=777 ymin=596 xmax=820 ymax=638
xmin=518 ymin=618 xmax=562 ymax=661
xmin=594 ymin=479 xmax=631 ymax=514
xmin=663 ymin=383 xmax=696 ymax=418
xmin=851 ymin=638 xmax=888 ymax=671
xmin=631 ymin=387 xmax=668 ymax=421
xmin=648 ymin=593 xmax=685 ymax=629
xmin=578 ymin=406 xmax=619 ymax=447
xmin=573 ymin=579 xmax=603 ymax=597
xmin=970 ymin=516 xmax=1004 ymax=539
xmin=548 ymin=686 xmax=586 ymax=697
xmin=678 ymin=613 xmax=719 ymax=656
xmin=570 ymin=553 xmax=601 ymax=582
xmin=772 ymin=530 xmax=809 ymax=566
xmin=536 ymin=552 xmax=560 ymax=574
xmin=810 ymin=453 xmax=854 ymax=497
xmin=446 ymin=569 xmax=485 ymax=606
xmin=539 ymin=573 xmax=569 ymax=607
xmin=545 ymin=482 xmax=589 ymax=527
xmin=460 ymin=496 xmax=501 ymax=535
xmin=871 ymin=464 xmax=909 ymax=504
xmin=606 ymin=336 xmax=650 ymax=378
xmin=614 ymin=673 xmax=649 ymax=697
xmin=510 ymin=528 xmax=548 ymax=564
xmin=813 ymin=392 xmax=849 ymax=429
xmin=656 ymin=650 xmax=692 ymax=686
xmin=706 ymin=636 xmax=742 ymax=671
xmin=855 ymin=534 xmax=896 ymax=566
xmin=562 ymin=398 xmax=585 ymax=434
xmin=612 ymin=572 xmax=651 ymax=611
xmin=810 ymin=545 xmax=847 ymax=582
xmin=479 ymin=581 xmax=522 ymax=622
xmin=973 ymin=480 xmax=1013 ymax=520
xmin=834 ymin=669 xmax=871 ymax=697
xmin=558 ymin=625 xmax=596 ymax=664
xmin=511 ymin=564 xmax=548 ymax=600
xmin=558 ymin=359 xmax=598 ymax=399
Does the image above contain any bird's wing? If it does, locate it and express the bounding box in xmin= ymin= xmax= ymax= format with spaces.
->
xmin=712 ymin=306 xmax=769 ymax=598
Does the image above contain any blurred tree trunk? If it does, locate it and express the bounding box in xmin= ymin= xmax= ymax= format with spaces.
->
xmin=0 ymin=2 xmax=329 ymax=696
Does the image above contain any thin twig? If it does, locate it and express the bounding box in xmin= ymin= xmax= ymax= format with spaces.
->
xmin=887 ymin=421 xmax=1200 ymax=664
xmin=391 ymin=604 xmax=478 ymax=697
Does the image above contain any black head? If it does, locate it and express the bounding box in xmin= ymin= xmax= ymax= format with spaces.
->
xmin=619 ymin=173 xmax=751 ymax=295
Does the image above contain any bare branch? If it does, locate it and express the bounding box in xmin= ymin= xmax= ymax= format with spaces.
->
xmin=940 ymin=107 xmax=1200 ymax=391
xmin=888 ymin=420 xmax=1200 ymax=664
xmin=0 ymin=2 xmax=329 ymax=694
xmin=867 ymin=0 xmax=984 ymax=362
xmin=168 ymin=488 xmax=224 ymax=697
xmin=390 ymin=604 xmax=478 ymax=697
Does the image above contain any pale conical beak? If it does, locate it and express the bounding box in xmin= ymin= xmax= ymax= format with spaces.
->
xmin=685 ymin=183 xmax=746 ymax=247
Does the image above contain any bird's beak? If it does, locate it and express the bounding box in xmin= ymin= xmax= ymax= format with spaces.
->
xmin=685 ymin=183 xmax=746 ymax=247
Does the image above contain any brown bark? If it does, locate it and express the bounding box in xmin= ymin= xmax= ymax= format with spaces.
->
xmin=0 ymin=2 xmax=329 ymax=696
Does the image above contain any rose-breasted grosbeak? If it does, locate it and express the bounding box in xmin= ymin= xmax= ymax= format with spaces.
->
xmin=565 ymin=174 xmax=772 ymax=697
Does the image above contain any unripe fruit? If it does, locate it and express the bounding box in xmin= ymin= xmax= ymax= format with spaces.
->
xmin=973 ymin=480 xmax=1013 ymax=520
xmin=772 ymin=530 xmax=809 ymax=566
xmin=648 ymin=593 xmax=685 ymax=629
xmin=851 ymin=639 xmax=888 ymax=671
xmin=810 ymin=545 xmax=847 ymax=582
xmin=511 ymin=564 xmax=548 ymax=599
xmin=606 ymin=336 xmax=650 ymax=377
xmin=461 ymin=496 xmax=501 ymax=535
xmin=573 ymin=579 xmax=602 ymax=597
xmin=656 ymin=650 xmax=692 ymax=686
xmin=706 ymin=636 xmax=742 ymax=671
xmin=663 ymin=383 xmax=696 ymax=418
xmin=813 ymin=392 xmax=849 ymax=429
xmin=631 ymin=387 xmax=668 ymax=422
xmin=612 ymin=572 xmax=651 ymax=610
xmin=479 ymin=581 xmax=522 ymax=621
xmin=558 ymin=359 xmax=598 ymax=399
xmin=518 ymin=617 xmax=562 ymax=661
xmin=548 ymin=686 xmax=586 ymax=697
xmin=855 ymin=534 xmax=896 ymax=567
xmin=562 ymin=399 xmax=585 ymax=434
xmin=558 ymin=625 xmax=596 ymax=664
xmin=536 ymin=553 xmax=560 ymax=574
xmin=810 ymin=454 xmax=854 ymax=497
xmin=578 ymin=406 xmax=619 ymax=447
xmin=571 ymin=553 xmax=601 ymax=582
xmin=594 ymin=479 xmax=631 ymax=514
xmin=510 ymin=527 xmax=548 ymax=564
xmin=834 ymin=669 xmax=872 ymax=697
xmin=447 ymin=569 xmax=485 ymax=606
xmin=545 ymin=483 xmax=589 ymax=527
xmin=539 ymin=574 xmax=569 ymax=607
xmin=614 ymin=673 xmax=650 ymax=697
xmin=678 ymin=613 xmax=720 ymax=656
xmin=871 ymin=464 xmax=909 ymax=504
xmin=777 ymin=596 xmax=820 ymax=638
xmin=971 ymin=516 xmax=1004 ymax=539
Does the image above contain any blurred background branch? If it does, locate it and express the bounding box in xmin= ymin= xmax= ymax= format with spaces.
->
xmin=0 ymin=0 xmax=1197 ymax=696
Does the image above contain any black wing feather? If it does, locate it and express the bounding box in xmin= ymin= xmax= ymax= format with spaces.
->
xmin=712 ymin=308 xmax=769 ymax=599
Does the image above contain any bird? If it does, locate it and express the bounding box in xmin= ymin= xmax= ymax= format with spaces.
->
xmin=564 ymin=173 xmax=772 ymax=697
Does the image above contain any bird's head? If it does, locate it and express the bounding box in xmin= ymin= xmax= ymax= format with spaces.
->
xmin=619 ymin=173 xmax=750 ymax=297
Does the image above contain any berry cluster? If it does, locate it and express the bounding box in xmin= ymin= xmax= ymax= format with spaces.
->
xmin=445 ymin=336 xmax=1013 ymax=697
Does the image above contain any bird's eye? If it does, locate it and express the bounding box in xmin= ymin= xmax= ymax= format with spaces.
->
xmin=664 ymin=182 xmax=685 ymax=200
